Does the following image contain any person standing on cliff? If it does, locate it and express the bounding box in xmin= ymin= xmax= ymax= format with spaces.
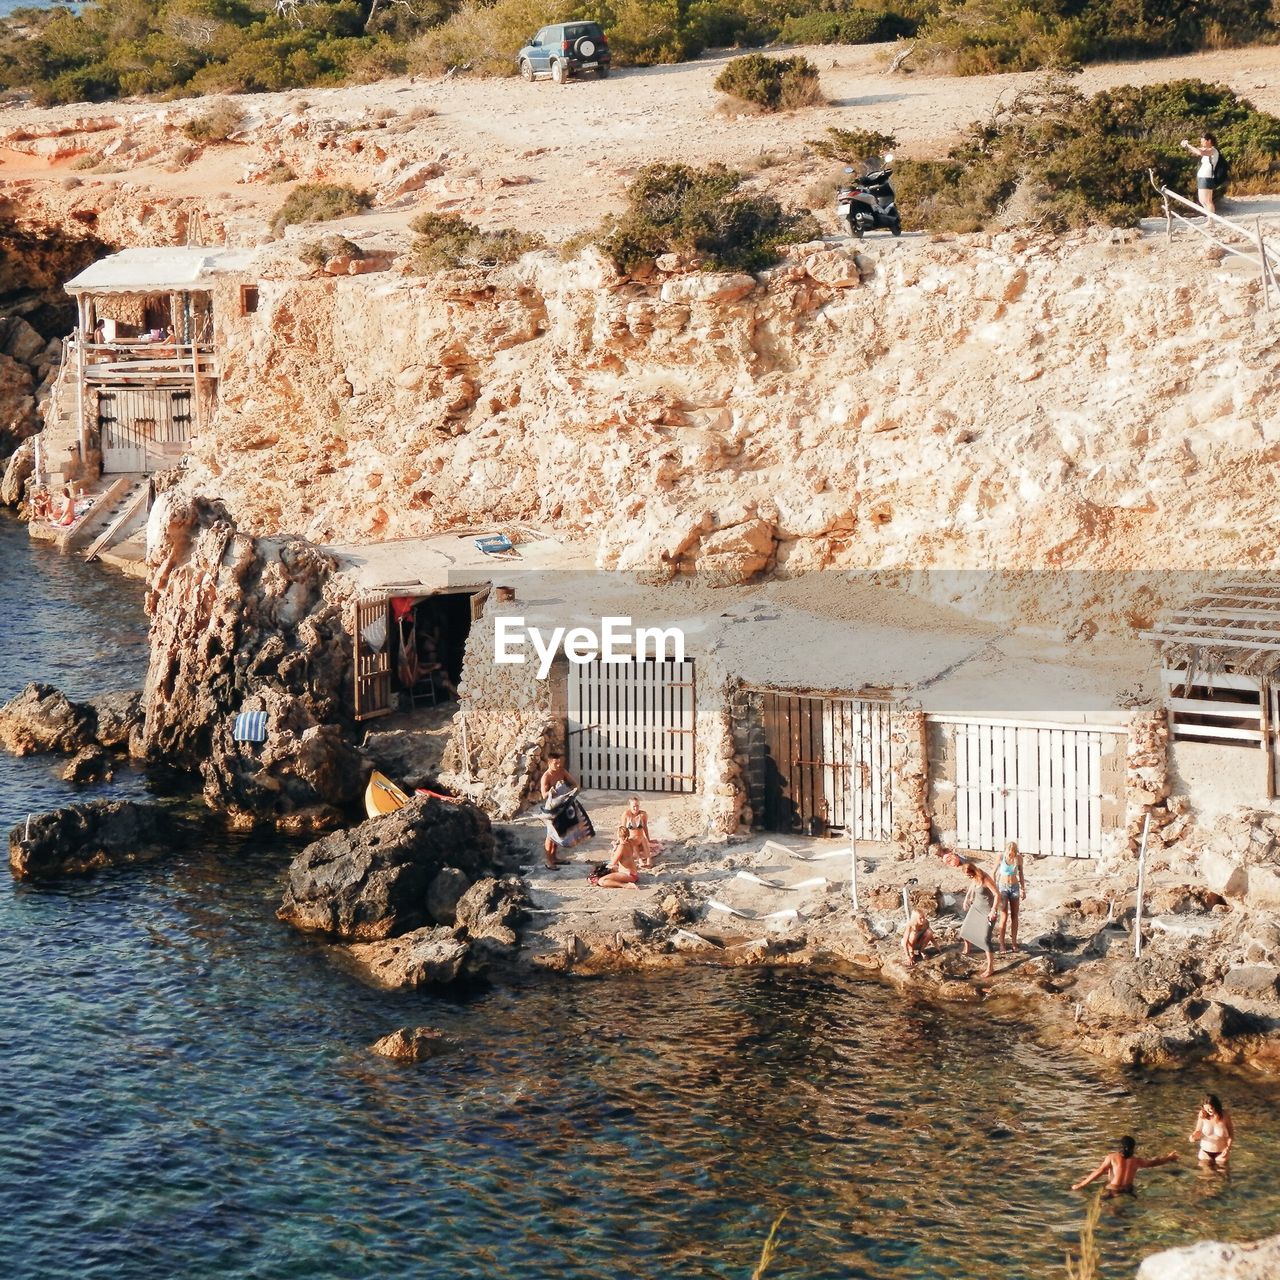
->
xmin=1180 ymin=132 xmax=1221 ymax=215
xmin=1071 ymin=1135 xmax=1178 ymax=1196
xmin=960 ymin=861 xmax=999 ymax=979
xmin=539 ymin=753 xmax=577 ymax=870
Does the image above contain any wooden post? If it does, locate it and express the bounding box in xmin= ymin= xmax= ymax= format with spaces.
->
xmin=1261 ymin=679 xmax=1275 ymax=803
xmin=849 ymin=831 xmax=859 ymax=910
xmin=1133 ymin=811 xmax=1151 ymax=960
xmin=1163 ymin=192 xmax=1172 ymax=243
xmin=900 ymin=884 xmax=910 ymax=924
xmin=74 ymin=299 xmax=87 ymax=469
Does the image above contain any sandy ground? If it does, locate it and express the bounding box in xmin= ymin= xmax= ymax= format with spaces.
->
xmin=3 ymin=43 xmax=1280 ymax=239
xmin=504 ymin=787 xmax=1165 ymax=973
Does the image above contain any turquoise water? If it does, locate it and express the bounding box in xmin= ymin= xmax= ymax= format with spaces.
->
xmin=2 ymin=511 xmax=1280 ymax=1280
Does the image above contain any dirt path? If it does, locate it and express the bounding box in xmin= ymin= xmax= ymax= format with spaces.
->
xmin=3 ymin=42 xmax=1280 ymax=240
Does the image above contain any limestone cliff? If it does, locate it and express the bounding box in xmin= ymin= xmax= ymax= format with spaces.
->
xmin=181 ymin=229 xmax=1278 ymax=607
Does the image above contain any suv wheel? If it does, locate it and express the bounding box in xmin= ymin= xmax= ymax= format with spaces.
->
xmin=596 ymin=63 xmax=609 ymax=78
xmin=575 ymin=37 xmax=596 ymax=58
xmin=551 ymin=59 xmax=567 ymax=84
xmin=519 ymin=59 xmax=534 ymax=82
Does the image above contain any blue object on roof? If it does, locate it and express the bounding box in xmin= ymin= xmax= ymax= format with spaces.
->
xmin=233 ymin=710 xmax=268 ymax=743
xmin=474 ymin=534 xmax=513 ymax=555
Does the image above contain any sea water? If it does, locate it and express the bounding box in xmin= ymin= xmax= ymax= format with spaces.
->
xmin=1 ymin=510 xmax=1279 ymax=1280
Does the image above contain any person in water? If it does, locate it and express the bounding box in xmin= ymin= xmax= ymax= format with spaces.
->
xmin=993 ymin=840 xmax=1027 ymax=953
xmin=1072 ymin=1135 xmax=1178 ymax=1196
xmin=538 ymin=753 xmax=577 ymax=870
xmin=623 ymin=795 xmax=653 ymax=866
xmin=902 ymin=907 xmax=937 ymax=965
xmin=961 ymin=861 xmax=1000 ymax=978
xmin=1190 ymin=1093 xmax=1234 ymax=1168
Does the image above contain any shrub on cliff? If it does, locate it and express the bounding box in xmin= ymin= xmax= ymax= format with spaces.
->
xmin=181 ymin=98 xmax=246 ymax=143
xmin=890 ymin=76 xmax=1280 ymax=232
xmin=274 ymin=182 xmax=372 ymax=231
xmin=596 ymin=162 xmax=821 ymax=273
xmin=715 ymin=53 xmax=823 ymax=112
xmin=409 ymin=211 xmax=545 ymax=272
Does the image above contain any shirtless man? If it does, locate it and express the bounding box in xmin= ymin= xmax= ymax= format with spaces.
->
xmin=538 ymin=753 xmax=577 ymax=869
xmin=1071 ymin=1136 xmax=1178 ymax=1196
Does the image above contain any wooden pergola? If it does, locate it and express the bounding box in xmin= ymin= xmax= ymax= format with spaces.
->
xmin=1143 ymin=579 xmax=1280 ymax=798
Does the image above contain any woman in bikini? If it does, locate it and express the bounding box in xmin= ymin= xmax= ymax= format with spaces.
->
xmin=623 ymin=795 xmax=653 ymax=867
xmin=1190 ymin=1093 xmax=1234 ymax=1168
xmin=596 ymin=824 xmax=641 ymax=889
xmin=993 ymin=840 xmax=1026 ymax=952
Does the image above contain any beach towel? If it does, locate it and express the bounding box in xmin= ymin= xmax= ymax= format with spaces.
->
xmin=233 ymin=710 xmax=268 ymax=743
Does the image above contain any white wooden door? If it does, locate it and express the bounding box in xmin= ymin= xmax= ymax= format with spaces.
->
xmin=567 ymin=660 xmax=695 ymax=792
xmin=952 ymin=720 xmax=1121 ymax=858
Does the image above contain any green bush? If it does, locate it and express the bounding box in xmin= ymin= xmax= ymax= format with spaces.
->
xmin=274 ymin=182 xmax=372 ymax=230
xmin=410 ymin=0 xmax=566 ymax=76
xmin=890 ymin=76 xmax=1280 ymax=232
xmin=714 ymin=53 xmax=823 ymax=112
xmin=808 ymin=126 xmax=898 ymax=165
xmin=181 ymin=97 xmax=245 ymax=141
xmin=409 ymin=210 xmax=545 ymax=272
xmin=596 ymin=161 xmax=822 ymax=272
xmin=778 ymin=8 xmax=916 ymax=46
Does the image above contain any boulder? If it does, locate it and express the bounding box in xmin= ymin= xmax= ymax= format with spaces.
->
xmin=345 ymin=926 xmax=471 ymax=990
xmin=277 ymin=795 xmax=497 ymax=941
xmin=1 ymin=435 xmax=35 ymax=506
xmin=1137 ymin=1233 xmax=1280 ymax=1280
xmin=426 ymin=866 xmax=471 ymax=925
xmin=1244 ymin=864 xmax=1280 ymax=912
xmin=455 ymin=874 xmax=529 ymax=952
xmin=0 ymin=682 xmax=95 ymax=755
xmin=369 ymin=1025 xmax=457 ymax=1061
xmin=84 ymin=691 xmax=142 ymax=750
xmin=9 ymin=799 xmax=186 ymax=880
xmin=1221 ymin=965 xmax=1280 ymax=1001
xmin=659 ymin=272 xmax=756 ymax=305
xmin=1200 ymin=848 xmax=1248 ymax=899
xmin=61 ymin=747 xmax=115 ymax=784
xmin=0 ymin=682 xmax=142 ymax=756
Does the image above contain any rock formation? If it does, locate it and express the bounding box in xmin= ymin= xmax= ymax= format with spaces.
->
xmin=277 ymin=794 xmax=499 ymax=940
xmin=0 ymin=682 xmax=142 ymax=757
xmin=142 ymin=492 xmax=361 ymax=830
xmin=9 ymin=799 xmax=189 ymax=879
xmin=1138 ymin=1233 xmax=1280 ymax=1279
xmin=369 ymin=1025 xmax=458 ymax=1061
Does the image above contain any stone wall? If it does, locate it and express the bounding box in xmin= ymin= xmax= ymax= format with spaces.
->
xmin=1123 ymin=709 xmax=1173 ymax=859
xmin=889 ymin=704 xmax=930 ymax=855
xmin=438 ymin=592 xmax=559 ymax=820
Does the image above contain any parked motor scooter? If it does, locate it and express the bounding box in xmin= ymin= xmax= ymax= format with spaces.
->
xmin=836 ymin=154 xmax=901 ymax=238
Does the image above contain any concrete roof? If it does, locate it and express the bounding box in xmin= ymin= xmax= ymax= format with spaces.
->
xmin=64 ymin=246 xmax=256 ymax=295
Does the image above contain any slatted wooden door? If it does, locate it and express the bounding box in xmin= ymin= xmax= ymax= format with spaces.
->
xmin=353 ymin=594 xmax=393 ymax=721
xmin=951 ymin=720 xmax=1123 ymax=858
xmin=567 ymin=659 xmax=696 ymax=792
xmin=739 ymin=691 xmax=894 ymax=839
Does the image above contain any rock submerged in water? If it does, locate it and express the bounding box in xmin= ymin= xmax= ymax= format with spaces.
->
xmin=277 ymin=794 xmax=499 ymax=941
xmin=369 ymin=1026 xmax=457 ymax=1062
xmin=1137 ymin=1232 xmax=1280 ymax=1279
xmin=8 ymin=799 xmax=187 ymax=880
xmin=0 ymin=682 xmax=142 ymax=758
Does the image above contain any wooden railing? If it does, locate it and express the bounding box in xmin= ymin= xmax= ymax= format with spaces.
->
xmin=1149 ymin=171 xmax=1280 ymax=309
xmin=74 ymin=335 xmax=216 ymax=383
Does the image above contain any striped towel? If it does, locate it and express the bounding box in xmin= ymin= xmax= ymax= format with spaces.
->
xmin=233 ymin=710 xmax=268 ymax=743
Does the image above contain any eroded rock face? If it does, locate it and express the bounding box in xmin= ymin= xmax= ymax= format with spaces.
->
xmin=277 ymin=795 xmax=497 ymax=941
xmin=9 ymin=799 xmax=186 ymax=879
xmin=142 ymin=493 xmax=357 ymax=829
xmin=0 ymin=682 xmax=141 ymax=757
xmin=346 ymin=926 xmax=471 ymax=990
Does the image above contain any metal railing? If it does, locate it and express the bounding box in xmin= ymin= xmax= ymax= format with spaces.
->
xmin=1149 ymin=170 xmax=1280 ymax=309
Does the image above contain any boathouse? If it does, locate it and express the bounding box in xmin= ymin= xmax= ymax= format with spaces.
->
xmin=50 ymin=245 xmax=253 ymax=484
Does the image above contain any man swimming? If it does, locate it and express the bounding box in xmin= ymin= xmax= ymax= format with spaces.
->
xmin=1071 ymin=1135 xmax=1178 ymax=1196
